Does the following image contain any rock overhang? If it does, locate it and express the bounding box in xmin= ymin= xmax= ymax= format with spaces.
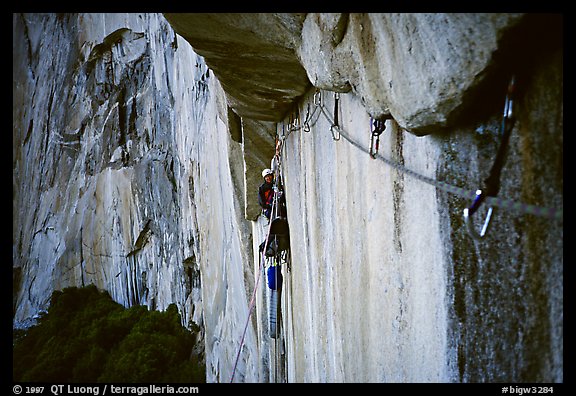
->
xmin=163 ymin=13 xmax=560 ymax=220
xmin=164 ymin=13 xmax=537 ymax=136
xmin=164 ymin=13 xmax=311 ymax=122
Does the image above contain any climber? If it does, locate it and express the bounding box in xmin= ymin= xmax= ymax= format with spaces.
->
xmin=258 ymin=168 xmax=275 ymax=220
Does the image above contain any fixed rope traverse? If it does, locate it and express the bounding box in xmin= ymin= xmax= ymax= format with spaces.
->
xmin=286 ymin=88 xmax=562 ymax=223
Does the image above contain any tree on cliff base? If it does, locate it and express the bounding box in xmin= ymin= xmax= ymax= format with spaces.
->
xmin=13 ymin=284 xmax=205 ymax=382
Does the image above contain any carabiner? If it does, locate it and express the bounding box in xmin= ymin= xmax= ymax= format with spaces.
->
xmin=303 ymin=103 xmax=311 ymax=132
xmin=291 ymin=117 xmax=299 ymax=132
xmin=313 ymin=89 xmax=321 ymax=106
xmin=369 ymin=118 xmax=386 ymax=159
xmin=330 ymin=124 xmax=341 ymax=141
xmin=331 ymin=92 xmax=341 ymax=141
xmin=463 ymin=189 xmax=494 ymax=240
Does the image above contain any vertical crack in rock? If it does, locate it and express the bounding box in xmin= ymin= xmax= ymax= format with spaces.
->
xmin=391 ymin=123 xmax=404 ymax=254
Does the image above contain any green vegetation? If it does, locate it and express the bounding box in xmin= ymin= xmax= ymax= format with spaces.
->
xmin=13 ymin=285 xmax=205 ymax=382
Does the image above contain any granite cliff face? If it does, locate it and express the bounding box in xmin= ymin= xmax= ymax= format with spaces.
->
xmin=14 ymin=13 xmax=562 ymax=383
xmin=13 ymin=13 xmax=217 ymax=366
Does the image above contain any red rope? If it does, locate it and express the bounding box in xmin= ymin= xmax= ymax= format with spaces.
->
xmin=229 ymin=213 xmax=274 ymax=382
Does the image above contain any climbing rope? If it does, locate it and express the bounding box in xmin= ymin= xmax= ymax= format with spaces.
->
xmin=305 ymin=89 xmax=563 ymax=222
xmin=250 ymin=81 xmax=561 ymax=383
xmin=271 ymin=137 xmax=287 ymax=383
xmin=272 ymin=256 xmax=281 ymax=382
xmin=231 ymin=137 xmax=291 ymax=382
xmin=230 ymin=212 xmax=275 ymax=383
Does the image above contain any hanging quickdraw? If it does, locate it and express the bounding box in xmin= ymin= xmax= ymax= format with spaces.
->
xmin=313 ymin=88 xmax=321 ymax=106
xmin=287 ymin=110 xmax=298 ymax=133
xmin=330 ymin=92 xmax=341 ymax=141
xmin=303 ymin=103 xmax=311 ymax=132
xmin=463 ymin=75 xmax=516 ymax=240
xmin=369 ymin=117 xmax=388 ymax=159
xmin=293 ymin=109 xmax=300 ymax=132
